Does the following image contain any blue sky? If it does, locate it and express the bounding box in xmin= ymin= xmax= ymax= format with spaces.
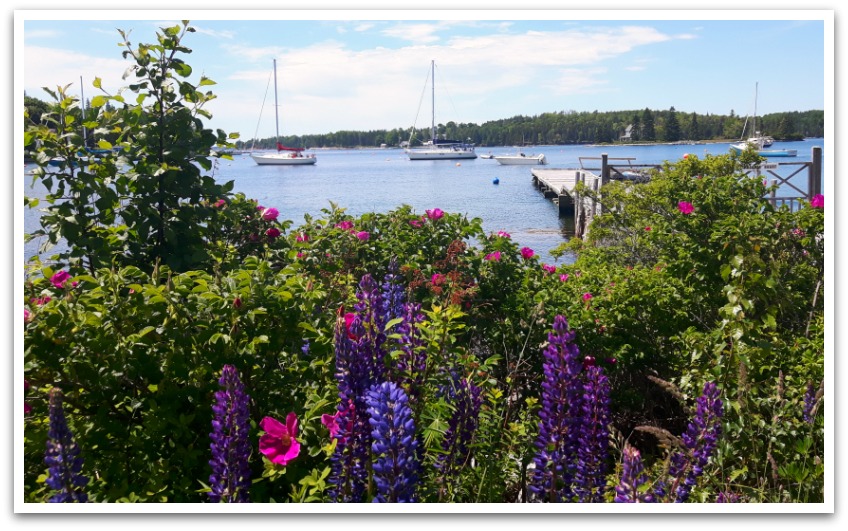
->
xmin=18 ymin=9 xmax=830 ymax=141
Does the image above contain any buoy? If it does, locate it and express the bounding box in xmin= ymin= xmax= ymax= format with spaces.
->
xmin=456 ymin=162 xmax=461 ymax=167
xmin=493 ymin=178 xmax=500 ymax=185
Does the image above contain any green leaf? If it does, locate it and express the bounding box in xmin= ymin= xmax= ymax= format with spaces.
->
xmin=90 ymin=95 xmax=108 ymax=108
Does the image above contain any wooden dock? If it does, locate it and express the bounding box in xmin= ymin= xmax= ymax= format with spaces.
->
xmin=531 ymin=168 xmax=601 ymax=238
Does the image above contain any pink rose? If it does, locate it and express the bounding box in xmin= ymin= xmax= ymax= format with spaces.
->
xmin=431 ymin=273 xmax=445 ymax=286
xmin=425 ymin=208 xmax=444 ymax=220
xmin=335 ymin=221 xmax=354 ymax=231
xmin=559 ymin=274 xmax=569 ymax=282
xmin=497 ymin=231 xmax=511 ymax=239
xmin=265 ymin=227 xmax=281 ymax=239
xmin=262 ymin=207 xmax=279 ymax=221
xmin=355 ymin=231 xmax=370 ymax=241
xmin=409 ymin=219 xmax=423 ymax=228
xmin=321 ymin=412 xmax=341 ymax=438
xmin=542 ymin=264 xmax=556 ymax=274
xmin=484 ymin=251 xmax=501 ymax=262
xmin=50 ymin=270 xmax=73 ymax=289
xmin=583 ymin=292 xmax=593 ymax=301
xmin=677 ymin=201 xmax=694 ymax=215
xmin=296 ymin=233 xmax=309 ymax=243
xmin=259 ymin=413 xmax=301 ymax=466
xmin=810 ymin=194 xmax=824 ymax=208
xmin=520 ymin=247 xmax=535 ymax=260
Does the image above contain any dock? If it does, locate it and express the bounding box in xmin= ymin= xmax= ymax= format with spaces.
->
xmin=531 ymin=168 xmax=601 ymax=239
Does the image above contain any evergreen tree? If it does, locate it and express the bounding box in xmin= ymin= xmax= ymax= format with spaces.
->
xmin=664 ymin=106 xmax=681 ymax=142
xmin=641 ymin=108 xmax=656 ymax=142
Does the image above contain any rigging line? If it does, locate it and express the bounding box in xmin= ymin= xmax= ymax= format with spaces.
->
xmin=250 ymin=69 xmax=274 ymax=151
xmin=434 ymin=62 xmax=466 ymax=137
xmin=408 ymin=63 xmax=432 ymax=145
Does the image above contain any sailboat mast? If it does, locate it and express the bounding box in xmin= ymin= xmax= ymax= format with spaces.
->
xmin=273 ymin=59 xmax=280 ymax=144
xmin=430 ymin=60 xmax=436 ymax=143
xmin=753 ymin=81 xmax=758 ymax=137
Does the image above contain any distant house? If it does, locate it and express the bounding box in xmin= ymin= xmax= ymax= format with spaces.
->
xmin=620 ymin=124 xmax=634 ymax=142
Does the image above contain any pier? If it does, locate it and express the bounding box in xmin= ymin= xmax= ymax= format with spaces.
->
xmin=531 ymin=148 xmax=823 ymax=239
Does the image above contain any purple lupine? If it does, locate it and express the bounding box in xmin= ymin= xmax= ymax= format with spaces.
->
xmin=381 ymin=257 xmax=406 ymax=326
xmin=654 ymin=381 xmax=723 ymax=502
xmin=366 ymin=381 xmax=419 ymax=503
xmin=716 ymin=491 xmax=741 ymax=503
xmin=328 ymin=313 xmax=374 ymax=502
xmin=44 ymin=388 xmax=89 ymax=503
xmin=208 ymin=365 xmax=252 ymax=503
xmin=434 ymin=377 xmax=482 ymax=500
xmin=394 ymin=302 xmax=426 ymax=404
xmin=353 ymin=274 xmax=387 ymax=382
xmin=803 ymin=380 xmax=817 ymax=424
xmin=575 ymin=365 xmax=611 ymax=502
xmin=529 ymin=315 xmax=585 ymax=502
xmin=614 ymin=445 xmax=654 ymax=503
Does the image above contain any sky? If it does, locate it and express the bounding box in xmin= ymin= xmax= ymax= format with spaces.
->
xmin=17 ymin=9 xmax=830 ymax=142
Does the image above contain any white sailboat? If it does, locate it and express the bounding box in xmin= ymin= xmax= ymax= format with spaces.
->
xmin=730 ymin=82 xmax=796 ymax=158
xmin=494 ymin=151 xmax=547 ymax=165
xmin=406 ymin=60 xmax=477 ymax=161
xmin=250 ymin=59 xmax=316 ymax=166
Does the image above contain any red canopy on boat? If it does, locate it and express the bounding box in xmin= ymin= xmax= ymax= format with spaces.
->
xmin=277 ymin=142 xmax=305 ymax=152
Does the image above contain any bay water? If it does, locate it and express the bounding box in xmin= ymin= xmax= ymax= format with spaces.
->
xmin=22 ymin=138 xmax=823 ymax=266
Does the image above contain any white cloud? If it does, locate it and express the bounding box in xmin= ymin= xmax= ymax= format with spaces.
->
xmin=193 ymin=25 xmax=235 ymax=39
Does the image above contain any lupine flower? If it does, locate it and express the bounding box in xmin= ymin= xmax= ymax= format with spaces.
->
xmin=435 ymin=377 xmax=482 ymax=500
xmin=425 ymin=208 xmax=444 ymax=220
xmin=542 ymin=264 xmax=556 ymax=274
xmin=259 ymin=413 xmax=300 ymax=466
xmin=214 ymin=199 xmax=227 ymax=208
xmin=520 ymin=247 xmax=535 ymax=260
xmin=296 ymin=232 xmax=309 ymax=243
xmin=301 ymin=339 xmax=311 ymax=356
xmin=381 ymin=257 xmax=406 ymax=327
xmin=366 ymin=381 xmax=419 ymax=503
xmin=208 ymin=365 xmax=252 ymax=503
xmin=265 ymin=227 xmax=280 ymax=239
xmin=335 ymin=220 xmax=354 ymax=231
xmin=44 ymin=388 xmax=89 ymax=502
xmin=485 ymin=251 xmax=501 ymax=261
xmin=575 ymin=365 xmax=611 ymax=502
xmin=716 ymin=491 xmax=741 ymax=503
xmin=559 ymin=274 xmax=569 ymax=282
xmin=529 ymin=315 xmax=588 ymax=502
xmin=614 ymin=445 xmax=654 ymax=503
xmin=355 ymin=231 xmax=370 ymax=241
xmin=431 ymin=273 xmax=445 ymax=286
xmin=654 ymin=381 xmax=723 ymax=502
xmin=803 ymin=380 xmax=817 ymax=424
xmin=677 ymin=201 xmax=694 ymax=215
xmin=810 ymin=194 xmax=824 ymax=208
xmin=50 ymin=270 xmax=74 ymax=289
xmin=409 ymin=219 xmax=423 ymax=228
xmin=497 ymin=230 xmax=511 ymax=239
xmin=395 ymin=302 xmax=426 ymax=405
xmin=261 ymin=207 xmax=279 ymax=221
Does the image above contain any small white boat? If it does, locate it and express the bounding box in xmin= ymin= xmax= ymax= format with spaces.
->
xmin=494 ymin=152 xmax=547 ymax=165
xmin=731 ymin=82 xmax=794 ymax=158
xmin=251 ymin=59 xmax=316 ymax=166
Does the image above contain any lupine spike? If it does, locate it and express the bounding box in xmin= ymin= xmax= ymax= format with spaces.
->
xmin=208 ymin=365 xmax=252 ymax=503
xmin=366 ymin=381 xmax=419 ymax=503
xmin=614 ymin=445 xmax=654 ymax=503
xmin=44 ymin=388 xmax=89 ymax=503
xmin=575 ymin=365 xmax=611 ymax=502
xmin=435 ymin=377 xmax=482 ymax=500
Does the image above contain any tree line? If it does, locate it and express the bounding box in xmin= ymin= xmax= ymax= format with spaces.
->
xmin=25 ymin=93 xmax=823 ymax=150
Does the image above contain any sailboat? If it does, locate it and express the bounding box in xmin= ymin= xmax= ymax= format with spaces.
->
xmin=250 ymin=59 xmax=316 ymax=166
xmin=730 ymin=82 xmax=796 ymax=158
xmin=406 ymin=60 xmax=477 ymax=161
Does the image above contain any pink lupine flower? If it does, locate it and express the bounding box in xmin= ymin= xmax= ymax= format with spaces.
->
xmin=425 ymin=208 xmax=444 ymax=220
xmin=262 ymin=207 xmax=279 ymax=221
xmin=214 ymin=199 xmax=226 ymax=208
xmin=542 ymin=264 xmax=556 ymax=274
xmin=335 ymin=220 xmax=354 ymax=231
xmin=497 ymin=231 xmax=511 ymax=239
xmin=810 ymin=194 xmax=824 ymax=208
xmin=431 ymin=273 xmax=445 ymax=286
xmin=485 ymin=251 xmax=501 ymax=262
xmin=259 ymin=413 xmax=301 ymax=466
xmin=520 ymin=247 xmax=535 ymax=260
xmin=296 ymin=233 xmax=309 ymax=243
xmin=677 ymin=201 xmax=694 ymax=215
xmin=321 ymin=412 xmax=341 ymax=438
xmin=559 ymin=274 xmax=569 ymax=282
xmin=265 ymin=227 xmax=281 ymax=239
xmin=582 ymin=292 xmax=593 ymax=302
xmin=50 ymin=270 xmax=73 ymax=289
xmin=355 ymin=231 xmax=370 ymax=241
xmin=409 ymin=219 xmax=423 ymax=228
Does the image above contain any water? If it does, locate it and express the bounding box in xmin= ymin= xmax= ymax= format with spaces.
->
xmin=22 ymin=138 xmax=824 ymax=266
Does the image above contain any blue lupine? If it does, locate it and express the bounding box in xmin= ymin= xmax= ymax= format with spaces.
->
xmin=366 ymin=381 xmax=419 ymax=503
xmin=575 ymin=365 xmax=611 ymax=502
xmin=654 ymin=381 xmax=724 ymax=502
xmin=395 ymin=302 xmax=426 ymax=404
xmin=354 ymin=274 xmax=387 ymax=382
xmin=381 ymin=257 xmax=406 ymax=325
xmin=614 ymin=445 xmax=654 ymax=503
xmin=529 ymin=315 xmax=587 ymax=502
xmin=44 ymin=388 xmax=89 ymax=503
xmin=208 ymin=365 xmax=252 ymax=503
xmin=435 ymin=377 xmax=482 ymax=499
xmin=803 ymin=380 xmax=817 ymax=424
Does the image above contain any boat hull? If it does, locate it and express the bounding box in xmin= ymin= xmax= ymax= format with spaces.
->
xmin=250 ymin=153 xmax=317 ymax=165
xmin=494 ymin=155 xmax=546 ymax=165
xmin=730 ymin=144 xmax=797 ymax=157
xmin=406 ymin=148 xmax=477 ymax=160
